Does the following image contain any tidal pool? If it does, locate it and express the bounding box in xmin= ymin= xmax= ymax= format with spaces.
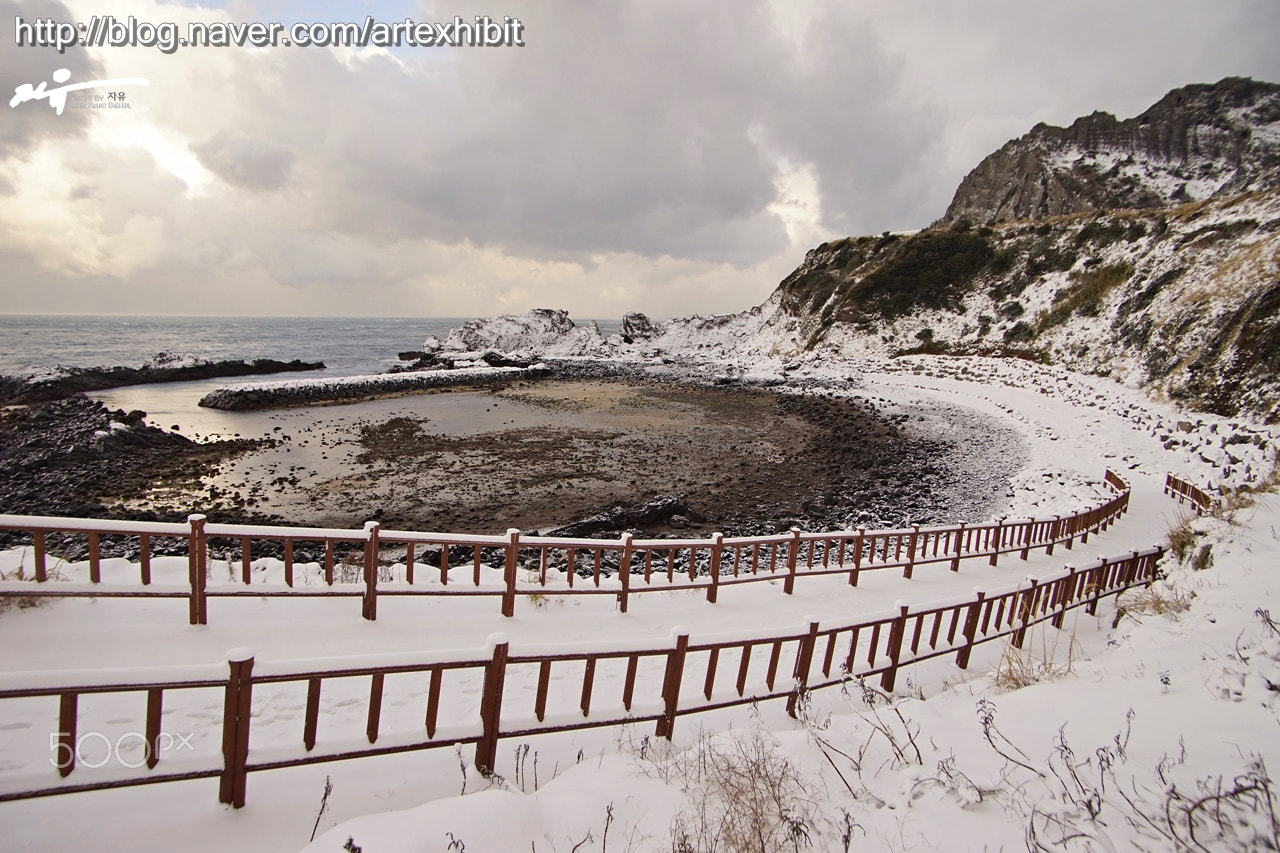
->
xmin=93 ymin=377 xmax=1023 ymax=536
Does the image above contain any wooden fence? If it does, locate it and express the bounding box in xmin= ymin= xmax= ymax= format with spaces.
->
xmin=1164 ymin=473 xmax=1216 ymax=515
xmin=0 ymin=545 xmax=1163 ymax=807
xmin=0 ymin=470 xmax=1131 ymax=622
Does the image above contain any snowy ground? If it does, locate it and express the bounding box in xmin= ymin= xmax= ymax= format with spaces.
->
xmin=0 ymin=354 xmax=1277 ymax=852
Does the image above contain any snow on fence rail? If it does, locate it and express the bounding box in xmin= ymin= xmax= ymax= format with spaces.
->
xmin=0 ymin=546 xmax=1163 ymax=807
xmin=0 ymin=470 xmax=1133 ymax=623
xmin=1164 ymin=472 xmax=1216 ymax=515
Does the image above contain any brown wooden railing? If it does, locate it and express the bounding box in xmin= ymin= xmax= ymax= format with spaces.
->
xmin=0 ymin=545 xmax=1162 ymax=807
xmin=1164 ymin=473 xmax=1216 ymax=515
xmin=0 ymin=471 xmax=1132 ymax=622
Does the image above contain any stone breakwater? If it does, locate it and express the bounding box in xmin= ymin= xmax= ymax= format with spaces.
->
xmin=0 ymin=358 xmax=326 ymax=405
xmin=197 ymin=364 xmax=552 ymax=411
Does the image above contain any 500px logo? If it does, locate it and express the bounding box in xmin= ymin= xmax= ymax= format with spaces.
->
xmin=49 ymin=730 xmax=195 ymax=770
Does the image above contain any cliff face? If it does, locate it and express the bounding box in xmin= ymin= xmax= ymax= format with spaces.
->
xmin=942 ymin=78 xmax=1280 ymax=226
xmin=775 ymin=192 xmax=1280 ymax=421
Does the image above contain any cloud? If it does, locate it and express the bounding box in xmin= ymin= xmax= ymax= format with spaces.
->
xmin=0 ymin=0 xmax=103 ymax=157
xmin=1 ymin=0 xmax=1278 ymax=318
xmin=190 ymin=131 xmax=295 ymax=191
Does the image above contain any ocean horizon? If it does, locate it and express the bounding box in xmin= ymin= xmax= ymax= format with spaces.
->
xmin=0 ymin=314 xmax=622 ymax=378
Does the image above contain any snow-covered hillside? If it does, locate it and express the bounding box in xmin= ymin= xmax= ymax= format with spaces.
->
xmin=771 ymin=188 xmax=1280 ymax=421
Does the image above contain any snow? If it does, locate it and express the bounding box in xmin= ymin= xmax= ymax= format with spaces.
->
xmin=0 ymin=514 xmax=190 ymax=535
xmin=1 ymin=344 xmax=1279 ymax=852
xmin=207 ymin=364 xmax=533 ymax=395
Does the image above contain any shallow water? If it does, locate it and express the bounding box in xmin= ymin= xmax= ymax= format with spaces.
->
xmin=92 ymin=382 xmax=584 ymax=518
xmin=93 ymin=380 xmax=572 ymax=443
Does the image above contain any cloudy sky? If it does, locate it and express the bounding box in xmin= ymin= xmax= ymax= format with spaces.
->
xmin=3 ymin=0 xmax=1279 ymax=320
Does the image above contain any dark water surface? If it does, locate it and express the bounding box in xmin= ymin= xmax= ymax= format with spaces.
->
xmin=0 ymin=315 xmax=622 ymax=377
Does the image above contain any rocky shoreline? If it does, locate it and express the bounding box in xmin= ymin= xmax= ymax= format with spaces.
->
xmin=0 ymin=356 xmax=325 ymax=405
xmin=0 ymin=372 xmax=1017 ymax=547
xmin=197 ymin=363 xmax=549 ymax=411
xmin=0 ymin=396 xmax=280 ymax=557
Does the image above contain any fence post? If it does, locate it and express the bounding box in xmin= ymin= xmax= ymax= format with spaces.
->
xmin=501 ymin=529 xmax=519 ymax=618
xmin=848 ymin=528 xmax=865 ymax=586
xmin=707 ymin=533 xmax=723 ymax=603
xmin=1011 ymin=577 xmax=1038 ymax=649
xmin=187 ymin=514 xmax=207 ymax=626
xmin=784 ymin=528 xmax=801 ymax=595
xmin=656 ymin=629 xmax=689 ymax=740
xmin=219 ymin=647 xmax=254 ymax=808
xmin=880 ymin=603 xmax=910 ymax=692
xmin=1086 ymin=558 xmax=1104 ymax=615
xmin=989 ymin=519 xmax=1003 ymax=567
xmin=475 ymin=634 xmax=509 ymax=774
xmin=57 ymin=693 xmax=76 ymax=778
xmin=1123 ymin=550 xmax=1140 ymax=587
xmin=1146 ymin=545 xmax=1163 ymax=586
xmin=956 ymin=589 xmax=985 ymax=670
xmin=1052 ymin=567 xmax=1075 ymax=629
xmin=33 ymin=529 xmax=46 ymax=582
xmin=787 ymin=619 xmax=820 ymax=718
xmin=618 ymin=533 xmax=633 ymax=613
xmin=951 ymin=522 xmax=964 ymax=572
xmin=1046 ymin=516 xmax=1059 ymax=556
xmin=903 ymin=525 xmax=919 ymax=579
xmin=362 ymin=521 xmax=380 ymax=621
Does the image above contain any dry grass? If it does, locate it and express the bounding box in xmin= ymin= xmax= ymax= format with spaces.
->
xmin=1117 ymin=584 xmax=1194 ymax=620
xmin=636 ymin=726 xmax=817 ymax=853
xmin=0 ymin=552 xmax=63 ymax=616
xmin=1035 ymin=261 xmax=1134 ymax=332
xmin=991 ymin=625 xmax=1079 ymax=692
xmin=1165 ymin=510 xmax=1198 ymax=562
xmin=522 ymin=569 xmax=556 ymax=608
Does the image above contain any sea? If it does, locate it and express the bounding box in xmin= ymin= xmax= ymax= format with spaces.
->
xmin=0 ymin=315 xmax=621 ymax=377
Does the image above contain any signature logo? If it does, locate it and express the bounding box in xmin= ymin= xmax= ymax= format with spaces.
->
xmin=10 ymin=68 xmax=149 ymax=114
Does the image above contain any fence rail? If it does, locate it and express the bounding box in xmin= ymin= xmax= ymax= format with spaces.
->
xmin=0 ymin=470 xmax=1132 ymax=622
xmin=0 ymin=544 xmax=1163 ymax=807
xmin=1164 ymin=473 xmax=1216 ymax=515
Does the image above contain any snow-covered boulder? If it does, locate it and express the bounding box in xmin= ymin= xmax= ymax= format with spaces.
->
xmin=427 ymin=309 xmax=609 ymax=358
xmin=619 ymin=312 xmax=657 ymax=341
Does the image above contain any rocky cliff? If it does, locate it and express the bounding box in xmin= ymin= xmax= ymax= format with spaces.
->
xmin=770 ymin=79 xmax=1280 ymax=422
xmin=777 ymin=190 xmax=1280 ymax=421
xmin=942 ymin=78 xmax=1280 ymax=226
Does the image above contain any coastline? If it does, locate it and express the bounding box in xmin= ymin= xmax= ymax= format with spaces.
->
xmin=0 ymin=360 xmax=1025 ymax=548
